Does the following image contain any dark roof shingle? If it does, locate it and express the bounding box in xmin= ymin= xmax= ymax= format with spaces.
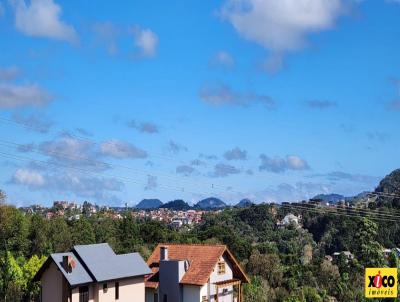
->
xmin=73 ymin=243 xmax=151 ymax=282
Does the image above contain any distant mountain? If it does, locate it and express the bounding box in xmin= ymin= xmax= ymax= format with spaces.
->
xmin=135 ymin=199 xmax=163 ymax=209
xmin=235 ymin=199 xmax=254 ymax=208
xmin=350 ymin=191 xmax=369 ymax=199
xmin=312 ymin=194 xmax=345 ymax=204
xmin=375 ymin=169 xmax=400 ymax=195
xmin=195 ymin=197 xmax=226 ymax=209
xmin=374 ymin=169 xmax=400 ymax=209
xmin=160 ymin=199 xmax=191 ymax=211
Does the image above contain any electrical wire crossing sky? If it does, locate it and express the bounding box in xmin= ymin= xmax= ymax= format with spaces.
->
xmin=0 ymin=0 xmax=399 ymax=206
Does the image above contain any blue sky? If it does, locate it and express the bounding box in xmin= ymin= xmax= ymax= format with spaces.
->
xmin=0 ymin=0 xmax=399 ymax=206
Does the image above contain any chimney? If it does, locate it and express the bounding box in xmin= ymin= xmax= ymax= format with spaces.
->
xmin=160 ymin=246 xmax=168 ymax=261
xmin=62 ymin=255 xmax=76 ymax=273
xmin=62 ymin=256 xmax=70 ymax=273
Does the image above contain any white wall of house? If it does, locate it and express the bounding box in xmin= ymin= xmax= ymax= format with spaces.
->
xmin=120 ymin=277 xmax=146 ymax=302
xmin=41 ymin=262 xmax=63 ymax=302
xmin=92 ymin=277 xmax=145 ymax=302
xmin=145 ymin=254 xmax=236 ymax=302
xmin=71 ymin=285 xmax=95 ymax=302
xmin=209 ymin=254 xmax=234 ymax=302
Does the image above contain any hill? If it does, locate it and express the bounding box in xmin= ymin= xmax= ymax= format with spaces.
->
xmin=195 ymin=197 xmax=226 ymax=209
xmin=375 ymin=169 xmax=400 ymax=195
xmin=374 ymin=169 xmax=400 ymax=208
xmin=160 ymin=199 xmax=191 ymax=210
xmin=312 ymin=193 xmax=345 ymax=204
xmin=235 ymin=198 xmax=254 ymax=208
xmin=135 ymin=199 xmax=163 ymax=209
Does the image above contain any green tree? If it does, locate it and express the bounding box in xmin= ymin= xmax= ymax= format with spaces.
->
xmin=243 ymin=276 xmax=269 ymax=302
xmin=0 ymin=205 xmax=29 ymax=256
xmin=0 ymin=251 xmax=24 ymax=301
xmin=354 ymin=218 xmax=385 ymax=267
xmin=22 ymin=255 xmax=47 ymax=300
xmin=48 ymin=218 xmax=72 ymax=252
xmin=117 ymin=216 xmax=142 ymax=253
xmin=71 ymin=218 xmax=96 ymax=245
xmin=0 ymin=190 xmax=6 ymax=205
xmin=28 ymin=214 xmax=50 ymax=257
xmin=247 ymin=250 xmax=283 ymax=287
xmin=93 ymin=217 xmax=117 ymax=249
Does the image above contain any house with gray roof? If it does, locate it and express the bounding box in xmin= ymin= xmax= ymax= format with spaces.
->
xmin=34 ymin=243 xmax=151 ymax=302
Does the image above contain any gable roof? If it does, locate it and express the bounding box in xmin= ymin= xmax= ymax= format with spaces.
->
xmin=146 ymin=243 xmax=249 ymax=287
xmin=34 ymin=243 xmax=151 ymax=286
xmin=73 ymin=243 xmax=151 ymax=282
xmin=34 ymin=252 xmax=93 ymax=286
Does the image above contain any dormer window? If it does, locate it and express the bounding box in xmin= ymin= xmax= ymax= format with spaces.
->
xmin=217 ymin=261 xmax=225 ymax=275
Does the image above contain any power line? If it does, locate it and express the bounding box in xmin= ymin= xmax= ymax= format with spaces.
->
xmin=0 ymin=117 xmax=240 ymax=195
xmin=0 ymin=139 xmax=230 ymax=197
xmin=317 ymin=199 xmax=400 ymax=218
xmin=0 ymin=151 xmax=207 ymax=197
xmin=277 ymin=203 xmax=400 ymax=223
xmin=278 ymin=204 xmax=399 ymax=223
xmin=0 ymin=116 xmax=200 ymax=165
xmin=367 ymin=191 xmax=400 ymax=199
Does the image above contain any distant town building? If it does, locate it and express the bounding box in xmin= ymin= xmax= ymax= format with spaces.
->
xmin=332 ymin=251 xmax=354 ymax=263
xmin=277 ymin=213 xmax=302 ymax=228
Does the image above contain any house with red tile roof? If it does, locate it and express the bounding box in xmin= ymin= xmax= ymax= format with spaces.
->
xmin=145 ymin=244 xmax=249 ymax=302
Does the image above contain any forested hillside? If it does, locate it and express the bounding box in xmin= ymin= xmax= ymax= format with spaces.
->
xmin=1 ymin=199 xmax=399 ymax=302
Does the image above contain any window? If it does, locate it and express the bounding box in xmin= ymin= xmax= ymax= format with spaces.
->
xmin=103 ymin=283 xmax=108 ymax=293
xmin=154 ymin=293 xmax=158 ymax=302
xmin=217 ymin=261 xmax=226 ymax=275
xmin=222 ymin=288 xmax=228 ymax=295
xmin=115 ymin=282 xmax=119 ymax=300
xmin=201 ymin=296 xmax=208 ymax=302
xmin=79 ymin=286 xmax=89 ymax=302
xmin=163 ymin=294 xmax=167 ymax=302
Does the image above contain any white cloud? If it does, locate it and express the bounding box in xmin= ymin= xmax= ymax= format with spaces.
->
xmin=306 ymin=100 xmax=337 ymax=109
xmin=0 ymin=83 xmax=52 ymax=108
xmin=100 ymin=139 xmax=147 ymax=159
xmin=92 ymin=21 xmax=119 ymax=55
xmin=210 ymin=163 xmax=241 ymax=177
xmin=132 ymin=26 xmax=158 ymax=58
xmin=166 ymin=140 xmax=188 ymax=154
xmin=199 ymin=83 xmax=276 ymax=109
xmin=126 ymin=120 xmax=159 ymax=134
xmin=12 ymin=112 xmax=53 ymax=133
xmin=259 ymin=154 xmax=310 ymax=173
xmin=12 ymin=0 xmax=77 ymax=43
xmin=0 ymin=66 xmax=20 ymax=81
xmin=176 ymin=165 xmax=196 ymax=176
xmin=320 ymin=171 xmax=380 ymax=184
xmin=38 ymin=135 xmax=110 ymax=171
xmin=259 ymin=182 xmax=331 ymax=203
xmin=13 ymin=168 xmax=45 ymax=187
xmin=221 ymin=0 xmax=345 ymax=71
xmin=12 ymin=168 xmax=124 ymax=202
xmin=223 ymin=147 xmax=248 ymax=160
xmin=210 ymin=51 xmax=235 ymax=69
xmin=40 ymin=136 xmax=94 ymax=162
